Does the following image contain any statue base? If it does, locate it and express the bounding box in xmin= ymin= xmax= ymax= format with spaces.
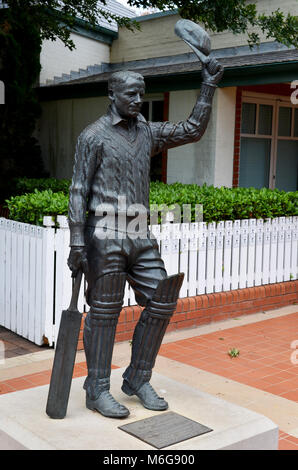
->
xmin=0 ymin=368 xmax=278 ymax=450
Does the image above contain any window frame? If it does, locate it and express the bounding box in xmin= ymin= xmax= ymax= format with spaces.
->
xmin=241 ymin=91 xmax=298 ymax=189
xmin=141 ymin=93 xmax=165 ymax=122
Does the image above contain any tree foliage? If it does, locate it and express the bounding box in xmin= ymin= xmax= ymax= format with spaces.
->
xmin=3 ymin=0 xmax=139 ymax=50
xmin=129 ymin=0 xmax=298 ymax=48
xmin=2 ymin=0 xmax=298 ymax=50
xmin=0 ymin=3 xmax=48 ymax=202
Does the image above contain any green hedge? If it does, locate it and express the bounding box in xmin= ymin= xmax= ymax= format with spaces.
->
xmin=149 ymin=182 xmax=298 ymax=223
xmin=14 ymin=177 xmax=71 ymax=195
xmin=5 ymin=181 xmax=298 ymax=226
xmin=6 ymin=190 xmax=69 ymax=226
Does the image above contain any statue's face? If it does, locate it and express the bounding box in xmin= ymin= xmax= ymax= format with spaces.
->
xmin=110 ymin=77 xmax=145 ymax=119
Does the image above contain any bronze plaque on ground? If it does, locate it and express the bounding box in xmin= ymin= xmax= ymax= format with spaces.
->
xmin=118 ymin=411 xmax=213 ymax=449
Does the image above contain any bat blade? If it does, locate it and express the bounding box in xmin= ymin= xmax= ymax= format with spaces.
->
xmin=46 ymin=308 xmax=82 ymax=419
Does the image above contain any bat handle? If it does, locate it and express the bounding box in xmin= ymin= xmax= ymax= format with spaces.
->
xmin=68 ymin=270 xmax=83 ymax=312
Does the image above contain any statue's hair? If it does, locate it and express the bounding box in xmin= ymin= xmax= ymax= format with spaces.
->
xmin=108 ymin=70 xmax=145 ymax=93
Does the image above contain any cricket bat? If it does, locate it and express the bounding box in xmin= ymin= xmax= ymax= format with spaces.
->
xmin=46 ymin=270 xmax=83 ymax=419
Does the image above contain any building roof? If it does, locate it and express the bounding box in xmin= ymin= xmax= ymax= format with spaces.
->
xmin=64 ymin=48 xmax=298 ymax=83
xmin=39 ymin=43 xmax=298 ymax=93
xmin=94 ymin=0 xmax=136 ymax=32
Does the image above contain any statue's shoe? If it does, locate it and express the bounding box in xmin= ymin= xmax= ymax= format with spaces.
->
xmin=86 ymin=390 xmax=130 ymax=418
xmin=122 ymin=381 xmax=168 ymax=411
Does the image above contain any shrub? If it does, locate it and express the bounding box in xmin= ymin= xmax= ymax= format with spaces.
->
xmin=4 ymin=182 xmax=298 ymax=226
xmin=14 ymin=177 xmax=71 ymax=195
xmin=149 ymin=182 xmax=298 ymax=222
xmin=6 ymin=189 xmax=68 ymax=226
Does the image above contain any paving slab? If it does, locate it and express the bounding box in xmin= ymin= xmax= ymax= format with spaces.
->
xmin=0 ymin=429 xmax=27 ymax=450
xmin=0 ymin=368 xmax=278 ymax=450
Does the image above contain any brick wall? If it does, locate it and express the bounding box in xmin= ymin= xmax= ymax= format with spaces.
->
xmin=232 ymin=87 xmax=242 ymax=187
xmin=77 ymin=280 xmax=298 ymax=349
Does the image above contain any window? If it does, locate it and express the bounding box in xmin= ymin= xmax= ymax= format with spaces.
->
xmin=239 ymin=94 xmax=298 ymax=191
xmin=241 ymin=103 xmax=257 ymax=134
xmin=278 ymin=107 xmax=292 ymax=136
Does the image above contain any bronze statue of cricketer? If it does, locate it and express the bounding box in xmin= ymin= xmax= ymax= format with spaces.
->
xmin=67 ymin=21 xmax=223 ymax=419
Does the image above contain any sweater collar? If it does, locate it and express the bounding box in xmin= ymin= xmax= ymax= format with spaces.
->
xmin=108 ymin=104 xmax=146 ymax=127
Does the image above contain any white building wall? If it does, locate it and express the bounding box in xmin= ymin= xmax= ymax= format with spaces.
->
xmin=167 ymin=87 xmax=236 ymax=187
xmin=38 ymin=96 xmax=109 ymax=178
xmin=38 ymin=88 xmax=236 ymax=184
xmin=40 ymin=32 xmax=110 ymax=84
xmin=213 ymin=87 xmax=236 ymax=188
xmin=167 ymin=89 xmax=216 ymax=186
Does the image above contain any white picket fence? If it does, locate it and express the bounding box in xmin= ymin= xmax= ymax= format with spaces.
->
xmin=0 ymin=215 xmax=297 ymax=346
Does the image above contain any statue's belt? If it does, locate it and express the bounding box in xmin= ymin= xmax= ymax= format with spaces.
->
xmin=86 ymin=212 xmax=149 ymax=235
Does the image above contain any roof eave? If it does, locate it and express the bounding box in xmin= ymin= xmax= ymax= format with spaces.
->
xmin=37 ymin=59 xmax=298 ymax=101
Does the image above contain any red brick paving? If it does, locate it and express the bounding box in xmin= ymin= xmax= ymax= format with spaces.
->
xmin=0 ymin=362 xmax=118 ymax=395
xmin=279 ymin=431 xmax=298 ymax=450
xmin=160 ymin=313 xmax=298 ymax=402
